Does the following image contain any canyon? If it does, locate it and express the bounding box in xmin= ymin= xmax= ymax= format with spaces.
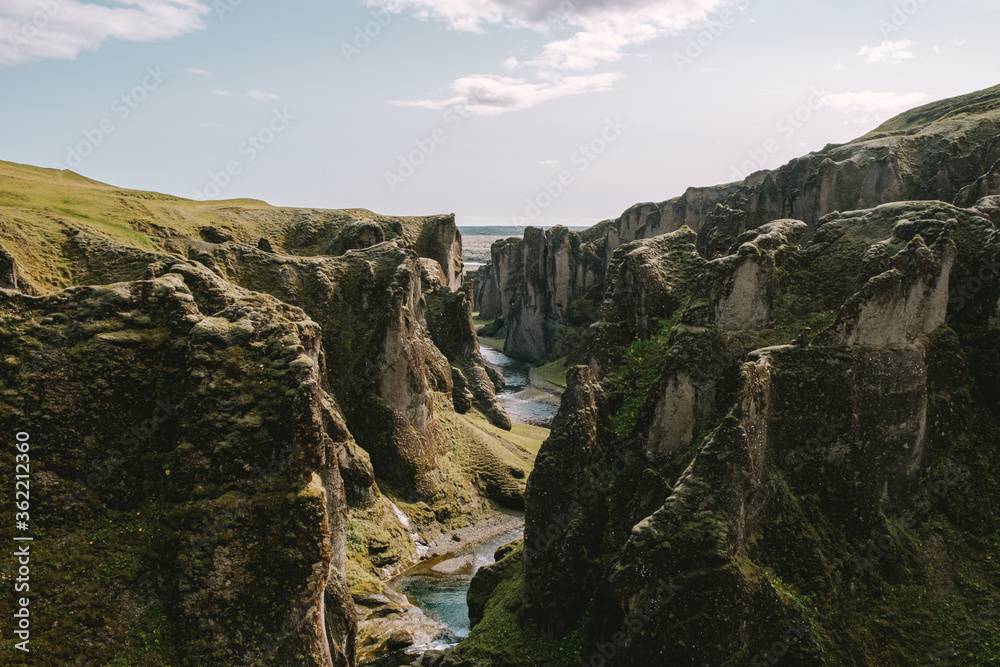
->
xmin=1 ymin=83 xmax=999 ymax=667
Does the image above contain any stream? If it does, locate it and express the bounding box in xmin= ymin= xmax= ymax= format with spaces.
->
xmin=390 ymin=526 xmax=524 ymax=647
xmin=480 ymin=345 xmax=558 ymax=428
xmin=383 ymin=343 xmax=555 ymax=660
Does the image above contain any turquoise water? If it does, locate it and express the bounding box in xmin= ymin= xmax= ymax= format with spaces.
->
xmin=391 ymin=527 xmax=524 ymax=641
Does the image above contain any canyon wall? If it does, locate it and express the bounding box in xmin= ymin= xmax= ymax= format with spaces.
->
xmin=0 ymin=167 xmax=515 ymax=665
xmin=474 ymin=84 xmax=1000 ymax=365
xmin=442 ymin=85 xmax=1000 ymax=667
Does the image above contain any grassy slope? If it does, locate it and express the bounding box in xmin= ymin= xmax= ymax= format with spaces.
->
xmin=0 ymin=159 xmax=441 ymax=291
xmin=863 ymin=83 xmax=1000 ymax=138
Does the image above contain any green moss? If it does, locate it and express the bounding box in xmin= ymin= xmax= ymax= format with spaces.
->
xmin=566 ymin=295 xmax=596 ymax=326
xmin=474 ymin=312 xmax=507 ymax=348
xmin=453 ymin=542 xmax=589 ymax=666
xmin=106 ymin=606 xmax=180 ymax=667
xmin=607 ymin=308 xmax=684 ymax=441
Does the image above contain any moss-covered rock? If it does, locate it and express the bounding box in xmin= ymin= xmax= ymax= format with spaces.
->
xmin=469 ymin=196 xmax=1000 ymax=665
xmin=423 ymin=267 xmax=511 ymax=431
xmin=0 ymin=274 xmax=356 ymax=666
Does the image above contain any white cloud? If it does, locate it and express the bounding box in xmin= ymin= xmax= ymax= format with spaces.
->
xmin=859 ymin=39 xmax=915 ymax=65
xmin=186 ymin=67 xmax=211 ymax=77
xmin=832 ymin=62 xmax=846 ymax=71
xmin=371 ymin=0 xmax=732 ymax=113
xmin=821 ymin=90 xmax=929 ymax=123
xmin=391 ymin=72 xmax=621 ymax=114
xmin=214 ymin=90 xmax=280 ymax=101
xmin=0 ymin=0 xmax=209 ymax=69
xmin=537 ymin=159 xmax=559 ymax=164
xmin=247 ymin=90 xmax=280 ymax=100
xmin=370 ymin=0 xmax=725 ymax=34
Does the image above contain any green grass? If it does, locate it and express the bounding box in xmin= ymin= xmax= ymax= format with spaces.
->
xmin=865 ymin=83 xmax=1000 ymax=137
xmin=532 ymin=358 xmax=569 ymax=389
xmin=463 ymin=410 xmax=549 ymax=458
xmin=0 ymin=158 xmax=450 ymax=291
xmin=473 ymin=312 xmax=506 ymax=348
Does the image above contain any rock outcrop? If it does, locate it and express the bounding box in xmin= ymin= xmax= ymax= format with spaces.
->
xmin=452 ymin=196 xmax=1000 ymax=666
xmin=584 ymin=227 xmax=707 ymax=377
xmin=472 ymin=262 xmax=502 ymax=321
xmin=503 ymin=226 xmax=604 ymax=362
xmin=473 ymin=84 xmax=1000 ymax=363
xmin=422 ymin=261 xmax=511 ymax=430
xmin=0 ymin=274 xmax=356 ymax=666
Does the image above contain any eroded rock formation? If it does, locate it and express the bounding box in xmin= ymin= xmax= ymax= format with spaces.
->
xmin=0 ymin=274 xmax=356 ymax=666
xmin=448 ymin=85 xmax=1000 ymax=667
xmin=473 ymin=84 xmax=1000 ymax=364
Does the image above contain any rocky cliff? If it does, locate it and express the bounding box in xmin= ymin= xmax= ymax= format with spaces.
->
xmin=444 ymin=87 xmax=1000 ymax=667
xmin=0 ymin=273 xmax=356 ymax=666
xmin=0 ymin=161 xmax=529 ymax=665
xmin=474 ymin=83 xmax=1000 ymax=365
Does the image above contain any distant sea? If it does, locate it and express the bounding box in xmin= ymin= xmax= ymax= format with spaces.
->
xmin=459 ymin=226 xmax=590 ymax=266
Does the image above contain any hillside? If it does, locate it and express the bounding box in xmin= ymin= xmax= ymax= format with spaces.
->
xmin=0 ymin=160 xmax=464 ymax=292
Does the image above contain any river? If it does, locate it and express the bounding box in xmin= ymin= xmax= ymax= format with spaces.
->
xmin=383 ymin=342 xmax=555 ymax=661
xmin=390 ymin=526 xmax=524 ymax=647
xmin=480 ymin=345 xmax=558 ymax=428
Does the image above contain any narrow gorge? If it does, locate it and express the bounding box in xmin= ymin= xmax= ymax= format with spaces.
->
xmin=1 ymin=83 xmax=998 ymax=667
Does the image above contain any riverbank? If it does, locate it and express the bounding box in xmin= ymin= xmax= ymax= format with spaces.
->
xmin=359 ymin=515 xmax=526 ymax=666
xmin=421 ymin=513 xmax=525 ymax=561
xmin=357 ymin=331 xmax=557 ymax=665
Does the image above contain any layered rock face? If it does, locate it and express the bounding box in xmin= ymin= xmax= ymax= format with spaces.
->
xmin=512 ymin=197 xmax=1000 ymax=665
xmin=452 ymin=86 xmax=1000 ymax=665
xmin=472 ymin=262 xmax=502 ymax=322
xmin=584 ymin=228 xmax=707 ymax=377
xmin=0 ymin=274 xmax=356 ymax=666
xmin=63 ymin=226 xmax=515 ymax=502
xmin=475 ymin=84 xmax=1000 ymax=363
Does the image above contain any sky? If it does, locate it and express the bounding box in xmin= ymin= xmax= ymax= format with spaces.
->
xmin=0 ymin=0 xmax=997 ymax=227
